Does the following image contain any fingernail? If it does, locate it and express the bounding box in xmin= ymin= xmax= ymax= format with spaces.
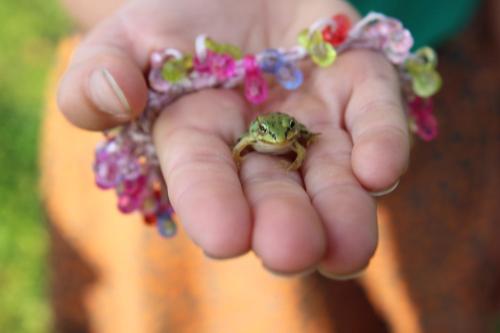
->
xmin=89 ymin=68 xmax=131 ymax=118
xmin=264 ymin=264 xmax=317 ymax=278
xmin=203 ymin=251 xmax=224 ymax=260
xmin=370 ymin=180 xmax=400 ymax=197
xmin=317 ymin=267 xmax=366 ymax=281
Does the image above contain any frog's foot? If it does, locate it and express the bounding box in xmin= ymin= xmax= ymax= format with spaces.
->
xmin=287 ymin=141 xmax=306 ymax=171
xmin=305 ymin=132 xmax=321 ymax=146
xmin=232 ymin=136 xmax=256 ymax=169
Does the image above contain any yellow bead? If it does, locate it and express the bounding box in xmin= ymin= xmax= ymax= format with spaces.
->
xmin=405 ymin=47 xmax=438 ymax=74
xmin=412 ymin=70 xmax=442 ymax=98
xmin=297 ymin=29 xmax=310 ymax=49
xmin=308 ymin=31 xmax=337 ymax=67
xmin=182 ymin=55 xmax=194 ymax=70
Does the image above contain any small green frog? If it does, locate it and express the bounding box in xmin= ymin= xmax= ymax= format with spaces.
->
xmin=232 ymin=112 xmax=319 ymax=171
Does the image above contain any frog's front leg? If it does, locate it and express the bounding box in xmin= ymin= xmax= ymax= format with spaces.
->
xmin=232 ymin=136 xmax=256 ymax=169
xmin=288 ymin=141 xmax=306 ymax=171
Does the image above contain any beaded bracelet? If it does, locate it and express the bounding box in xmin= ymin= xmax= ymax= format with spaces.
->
xmin=93 ymin=12 xmax=442 ymax=238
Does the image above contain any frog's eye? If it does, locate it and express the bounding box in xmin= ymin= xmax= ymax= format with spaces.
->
xmin=289 ymin=119 xmax=296 ymax=128
xmin=258 ymin=123 xmax=268 ymax=133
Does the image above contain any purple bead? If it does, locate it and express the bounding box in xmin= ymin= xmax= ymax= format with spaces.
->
xmin=94 ymin=141 xmax=122 ymax=189
xmin=95 ymin=162 xmax=120 ymax=189
xmin=259 ymin=49 xmax=284 ymax=74
xmin=275 ymin=62 xmax=303 ymax=90
xmin=119 ymin=158 xmax=143 ymax=181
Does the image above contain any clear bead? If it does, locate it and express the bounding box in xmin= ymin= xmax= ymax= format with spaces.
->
xmin=157 ymin=211 xmax=177 ymax=238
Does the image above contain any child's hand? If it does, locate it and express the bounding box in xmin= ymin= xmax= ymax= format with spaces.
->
xmin=58 ymin=0 xmax=409 ymax=278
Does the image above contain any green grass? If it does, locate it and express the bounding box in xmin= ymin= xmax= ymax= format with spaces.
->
xmin=0 ymin=0 xmax=70 ymax=331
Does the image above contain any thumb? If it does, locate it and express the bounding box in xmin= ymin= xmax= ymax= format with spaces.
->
xmin=57 ymin=17 xmax=149 ymax=130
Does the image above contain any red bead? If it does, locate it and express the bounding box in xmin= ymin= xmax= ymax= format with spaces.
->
xmin=322 ymin=14 xmax=351 ymax=46
xmin=143 ymin=214 xmax=157 ymax=226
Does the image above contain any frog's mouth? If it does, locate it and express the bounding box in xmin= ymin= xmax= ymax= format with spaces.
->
xmin=252 ymin=140 xmax=293 ymax=154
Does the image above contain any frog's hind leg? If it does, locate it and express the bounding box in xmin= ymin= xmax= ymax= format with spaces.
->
xmin=288 ymin=141 xmax=306 ymax=171
xmin=232 ymin=136 xmax=256 ymax=169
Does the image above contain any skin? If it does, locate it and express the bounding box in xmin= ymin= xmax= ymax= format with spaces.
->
xmin=233 ymin=112 xmax=318 ymax=171
xmin=58 ymin=0 xmax=412 ymax=277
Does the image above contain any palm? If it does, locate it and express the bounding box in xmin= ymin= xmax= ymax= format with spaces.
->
xmin=60 ymin=0 xmax=410 ymax=276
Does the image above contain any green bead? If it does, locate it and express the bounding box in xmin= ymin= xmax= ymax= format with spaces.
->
xmin=308 ymin=31 xmax=337 ymax=68
xmin=412 ymin=70 xmax=442 ymax=98
xmin=162 ymin=58 xmax=188 ymax=83
xmin=205 ymin=38 xmax=242 ymax=59
xmin=220 ymin=44 xmax=243 ymax=59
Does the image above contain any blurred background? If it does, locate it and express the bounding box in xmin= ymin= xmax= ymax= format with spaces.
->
xmin=0 ymin=1 xmax=69 ymax=331
xmin=0 ymin=0 xmax=499 ymax=332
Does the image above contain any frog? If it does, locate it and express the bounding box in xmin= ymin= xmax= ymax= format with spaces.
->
xmin=232 ymin=112 xmax=319 ymax=171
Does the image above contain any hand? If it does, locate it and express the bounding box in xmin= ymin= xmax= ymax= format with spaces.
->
xmin=58 ymin=0 xmax=409 ymax=278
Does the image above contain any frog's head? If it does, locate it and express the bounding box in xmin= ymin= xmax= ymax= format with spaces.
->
xmin=249 ymin=112 xmax=300 ymax=144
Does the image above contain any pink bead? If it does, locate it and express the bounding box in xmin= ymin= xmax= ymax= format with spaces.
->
xmin=409 ymin=97 xmax=438 ymax=142
xmin=194 ymin=51 xmax=236 ymax=81
xmin=244 ymin=71 xmax=268 ymax=105
xmin=122 ymin=175 xmax=146 ymax=196
xmin=211 ymin=54 xmax=236 ymax=80
xmin=193 ymin=53 xmax=212 ymax=74
xmin=118 ymin=193 xmax=142 ymax=214
xmin=243 ymin=55 xmax=259 ymax=73
xmin=243 ymin=55 xmax=268 ymax=104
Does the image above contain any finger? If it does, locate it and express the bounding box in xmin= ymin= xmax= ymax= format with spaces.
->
xmin=302 ymin=126 xmax=377 ymax=276
xmin=240 ymin=154 xmax=326 ymax=275
xmin=57 ymin=17 xmax=149 ymax=130
xmin=343 ymin=51 xmax=410 ymax=191
xmin=153 ymin=90 xmax=252 ymax=258
xmin=280 ymin=95 xmax=377 ymax=276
